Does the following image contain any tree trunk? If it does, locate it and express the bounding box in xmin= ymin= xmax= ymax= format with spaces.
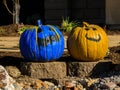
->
xmin=13 ymin=0 xmax=20 ymax=24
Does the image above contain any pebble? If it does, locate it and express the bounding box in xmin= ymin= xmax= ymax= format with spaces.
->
xmin=5 ymin=66 xmax=21 ymax=78
xmin=0 ymin=65 xmax=15 ymax=90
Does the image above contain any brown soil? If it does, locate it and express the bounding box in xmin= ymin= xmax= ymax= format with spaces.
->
xmin=0 ymin=24 xmax=20 ymax=37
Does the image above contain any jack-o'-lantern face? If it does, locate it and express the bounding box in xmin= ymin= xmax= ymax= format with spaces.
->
xmin=84 ymin=27 xmax=101 ymax=42
xmin=82 ymin=22 xmax=104 ymax=43
xmin=37 ymin=26 xmax=60 ymax=47
xmin=67 ymin=22 xmax=109 ymax=61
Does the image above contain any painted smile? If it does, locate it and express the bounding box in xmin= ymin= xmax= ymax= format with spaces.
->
xmin=85 ymin=34 xmax=101 ymax=42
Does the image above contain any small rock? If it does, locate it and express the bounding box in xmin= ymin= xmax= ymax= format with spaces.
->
xmin=5 ymin=66 xmax=21 ymax=78
xmin=78 ymin=79 xmax=88 ymax=88
xmin=13 ymin=82 xmax=23 ymax=90
xmin=54 ymin=86 xmax=60 ymax=90
xmin=44 ymin=81 xmax=54 ymax=87
xmin=87 ymin=78 xmax=98 ymax=87
xmin=105 ymin=81 xmax=117 ymax=90
xmin=32 ymin=79 xmax=43 ymax=89
xmin=65 ymin=80 xmax=76 ymax=88
xmin=0 ymin=65 xmax=15 ymax=89
xmin=114 ymin=87 xmax=120 ymax=90
xmin=76 ymin=84 xmax=83 ymax=90
xmin=23 ymin=82 xmax=31 ymax=89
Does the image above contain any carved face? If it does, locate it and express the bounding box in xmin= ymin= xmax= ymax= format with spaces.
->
xmin=67 ymin=22 xmax=109 ymax=61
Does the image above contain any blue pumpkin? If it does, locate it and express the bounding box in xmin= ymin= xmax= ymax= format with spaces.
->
xmin=19 ymin=20 xmax=64 ymax=61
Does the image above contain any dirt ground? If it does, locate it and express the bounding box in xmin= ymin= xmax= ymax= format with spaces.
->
xmin=0 ymin=24 xmax=120 ymax=65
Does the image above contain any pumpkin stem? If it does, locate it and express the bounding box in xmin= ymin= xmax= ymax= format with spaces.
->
xmin=38 ymin=20 xmax=42 ymax=27
xmin=36 ymin=20 xmax=43 ymax=42
xmin=83 ymin=22 xmax=89 ymax=27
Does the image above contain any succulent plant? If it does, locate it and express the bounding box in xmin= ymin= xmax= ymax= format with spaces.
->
xmin=61 ymin=17 xmax=79 ymax=32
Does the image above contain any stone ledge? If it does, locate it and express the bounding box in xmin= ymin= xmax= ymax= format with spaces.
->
xmin=20 ymin=62 xmax=66 ymax=79
xmin=20 ymin=60 xmax=113 ymax=79
xmin=67 ymin=60 xmax=113 ymax=77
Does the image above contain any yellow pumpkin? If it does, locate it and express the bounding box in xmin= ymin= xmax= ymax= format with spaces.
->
xmin=67 ymin=22 xmax=109 ymax=61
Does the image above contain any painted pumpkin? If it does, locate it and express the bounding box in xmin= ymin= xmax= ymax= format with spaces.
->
xmin=19 ymin=20 xmax=64 ymax=61
xmin=67 ymin=22 xmax=109 ymax=61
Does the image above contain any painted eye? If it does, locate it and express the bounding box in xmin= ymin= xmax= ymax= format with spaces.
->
xmin=46 ymin=37 xmax=50 ymax=44
xmin=92 ymin=28 xmax=96 ymax=30
xmin=85 ymin=27 xmax=89 ymax=30
xmin=50 ymin=35 xmax=56 ymax=41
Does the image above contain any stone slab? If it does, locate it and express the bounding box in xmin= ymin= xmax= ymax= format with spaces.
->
xmin=20 ymin=59 xmax=114 ymax=79
xmin=67 ymin=60 xmax=113 ymax=77
xmin=20 ymin=62 xmax=66 ymax=79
